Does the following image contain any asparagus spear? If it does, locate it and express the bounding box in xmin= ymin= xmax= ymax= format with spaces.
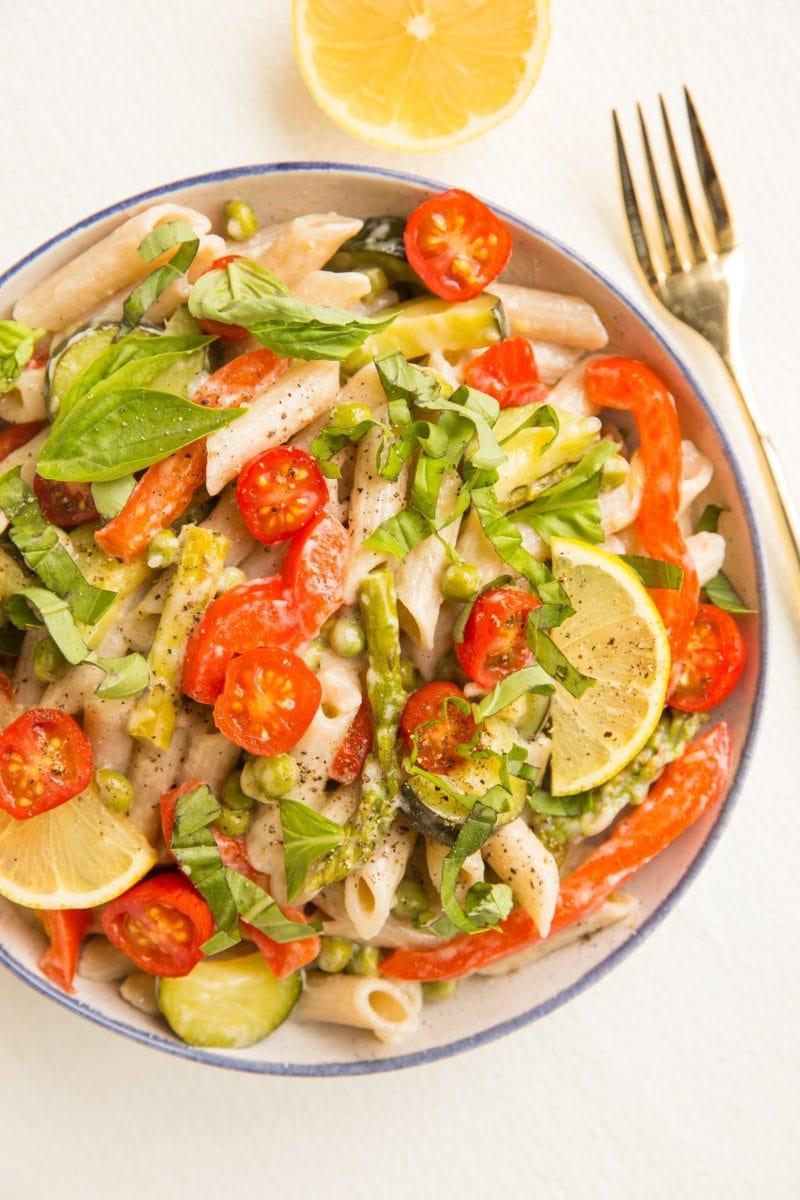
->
xmin=127 ymin=524 xmax=228 ymax=750
xmin=303 ymin=568 xmax=406 ymax=894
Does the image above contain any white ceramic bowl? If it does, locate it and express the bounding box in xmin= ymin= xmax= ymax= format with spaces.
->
xmin=0 ymin=164 xmax=766 ymax=1075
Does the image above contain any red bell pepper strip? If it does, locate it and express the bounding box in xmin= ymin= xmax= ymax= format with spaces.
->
xmin=381 ymin=723 xmax=732 ymax=981
xmin=38 ymin=909 xmax=92 ymax=994
xmin=584 ymin=357 xmax=699 ymax=685
xmin=246 ymin=910 xmax=321 ymax=980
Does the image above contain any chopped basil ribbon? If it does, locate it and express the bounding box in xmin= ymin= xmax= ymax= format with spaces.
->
xmin=424 ymin=801 xmax=513 ymax=938
xmin=118 ymin=221 xmax=200 ymax=338
xmin=187 ymin=257 xmax=395 ymax=360
xmin=473 ymin=664 xmax=555 ymax=722
xmin=527 ymin=786 xmax=594 ymax=817
xmin=0 ymin=320 xmax=45 ymax=394
xmin=279 ymin=797 xmax=345 ymax=901
xmin=311 ymin=415 xmax=380 ymax=479
xmin=91 ymin=476 xmax=137 ymax=520
xmin=6 ymin=586 xmax=149 ymax=699
xmin=37 ymin=388 xmax=241 ymax=482
xmin=511 ymin=440 xmax=619 ymax=545
xmin=170 ymin=785 xmax=321 ymax=951
xmin=696 ymin=503 xmax=726 ymax=534
xmin=618 ymin=554 xmax=683 ymax=590
xmin=694 ymin=504 xmax=756 ymax=613
xmin=0 ymin=468 xmax=116 ymax=624
xmin=526 ymin=606 xmax=595 ymax=699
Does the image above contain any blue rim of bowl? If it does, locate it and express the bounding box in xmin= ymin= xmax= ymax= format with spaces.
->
xmin=0 ymin=161 xmax=768 ymax=1076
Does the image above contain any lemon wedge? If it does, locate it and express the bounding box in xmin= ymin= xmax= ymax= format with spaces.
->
xmin=292 ymin=0 xmax=552 ymax=151
xmin=0 ymin=787 xmax=157 ymax=910
xmin=547 ymin=537 xmax=671 ymax=795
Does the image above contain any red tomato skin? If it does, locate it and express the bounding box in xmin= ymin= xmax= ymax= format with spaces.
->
xmin=213 ymin=646 xmax=322 ymax=756
xmin=33 ymin=476 xmax=100 ymax=527
xmin=329 ymin=698 xmax=373 ymax=784
xmin=280 ymin=511 xmax=348 ymax=637
xmin=39 ymin=909 xmax=92 ymax=994
xmin=245 ymin=909 xmax=321 ymax=979
xmin=464 ymin=338 xmax=549 ymax=408
xmin=0 ymin=709 xmax=94 ymax=820
xmin=399 ymin=682 xmax=476 ymax=773
xmin=455 ymin=587 xmax=540 ymax=691
xmin=160 ymin=779 xmax=268 ymax=886
xmin=236 ymin=447 xmax=328 ymax=546
xmin=404 ymin=189 xmax=512 ymax=302
xmin=100 ymin=872 xmax=214 ymax=978
xmin=0 ymin=421 xmax=45 ymax=462
xmin=193 ymin=348 xmax=290 ymax=408
xmin=198 ymin=254 xmax=249 ymax=341
xmin=669 ymin=604 xmax=747 ymax=712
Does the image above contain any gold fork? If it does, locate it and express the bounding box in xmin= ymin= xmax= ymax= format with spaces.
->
xmin=613 ymin=87 xmax=800 ymax=606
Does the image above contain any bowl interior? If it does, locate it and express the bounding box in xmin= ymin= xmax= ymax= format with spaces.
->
xmin=0 ymin=164 xmax=765 ymax=1075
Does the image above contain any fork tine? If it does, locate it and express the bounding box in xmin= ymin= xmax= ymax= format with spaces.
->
xmin=658 ymin=94 xmax=707 ymax=264
xmin=684 ymin=86 xmax=736 ymax=253
xmin=612 ymin=109 xmax=660 ymax=288
xmin=637 ymin=103 xmax=683 ymax=275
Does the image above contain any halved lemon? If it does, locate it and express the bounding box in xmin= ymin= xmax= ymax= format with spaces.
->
xmin=292 ymin=0 xmax=552 ymax=152
xmin=0 ymin=787 xmax=157 ymax=910
xmin=548 ymin=538 xmax=671 ymax=796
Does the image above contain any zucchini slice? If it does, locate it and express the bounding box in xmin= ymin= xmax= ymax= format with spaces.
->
xmin=327 ymin=215 xmax=419 ymax=284
xmin=46 ymin=324 xmax=118 ymax=419
xmin=345 ymin=292 xmax=507 ymax=372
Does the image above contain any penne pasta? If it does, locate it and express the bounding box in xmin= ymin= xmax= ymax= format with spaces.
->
xmin=294 ymin=269 xmax=372 ymax=309
xmin=294 ymin=973 xmax=423 ymax=1044
xmin=491 ymin=281 xmax=609 ymax=350
xmin=483 ymin=818 xmax=560 ymax=937
xmin=0 ymin=365 xmax=47 ymax=424
xmin=343 ymin=817 xmax=417 ymax=941
xmin=254 ymin=213 xmax=363 ymax=288
xmin=127 ymin=728 xmax=188 ymax=842
xmin=395 ymin=469 xmax=463 ymax=650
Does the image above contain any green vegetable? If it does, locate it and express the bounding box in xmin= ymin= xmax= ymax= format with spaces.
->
xmin=279 ymin=797 xmax=345 ymax=902
xmin=0 ymin=546 xmax=32 ymax=600
xmin=425 ymin=801 xmax=513 ymax=937
xmin=46 ymin=325 xmax=117 ymax=419
xmin=422 ymin=979 xmax=457 ymax=1001
xmin=146 ymin=528 xmax=180 ymax=569
xmin=703 ymin=571 xmax=755 ymax=613
xmin=127 ymin=526 xmax=228 ymax=748
xmin=216 ymin=566 xmax=247 ymax=594
xmin=119 ymin=221 xmax=199 ymax=338
xmin=526 ymin=607 xmax=595 ymax=700
xmin=510 ymin=440 xmax=618 ymax=544
xmin=157 ymin=951 xmax=302 ymax=1048
xmin=326 ymin=215 xmax=418 ymax=284
xmin=398 ymin=656 xmax=420 ymax=692
xmin=310 ymin=408 xmax=379 ymax=479
xmin=95 ymin=768 xmax=134 ymax=814
xmin=223 ymin=198 xmax=259 ymax=242
xmin=316 ymin=936 xmax=353 ymax=973
xmin=215 ymin=806 xmax=252 ymax=838
xmin=441 ymin=561 xmax=481 ymax=603
xmin=0 ymin=468 xmax=116 ymax=624
xmin=221 ymin=771 xmax=254 ymax=812
xmin=32 ymin=636 xmax=68 ymax=682
xmin=618 ymin=554 xmax=684 ymax=590
xmin=243 ymin=753 xmax=300 ymax=801
xmin=493 ymin=404 xmax=602 ymax=510
xmin=0 ymin=320 xmax=45 ymax=394
xmin=347 ymin=944 xmax=381 ymax=976
xmin=696 ymin=503 xmax=726 ymax=534
xmin=392 ymin=878 xmax=431 ymax=921
xmin=91 ymin=475 xmax=136 ymax=520
xmin=188 ymin=256 xmax=395 ymax=360
xmin=329 ymin=612 xmax=366 ymax=658
xmin=344 ymin=292 xmax=507 ymax=372
xmin=472 ymin=665 xmax=554 ymax=723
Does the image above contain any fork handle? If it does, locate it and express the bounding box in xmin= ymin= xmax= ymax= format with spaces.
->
xmin=719 ymin=350 xmax=800 ymax=607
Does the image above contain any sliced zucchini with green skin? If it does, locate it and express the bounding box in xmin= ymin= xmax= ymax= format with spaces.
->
xmin=327 ymin=216 xmax=420 ymax=285
xmin=345 ymin=292 xmax=508 ymax=372
xmin=46 ymin=324 xmax=118 ymax=419
xmin=157 ymin=951 xmax=302 ymax=1049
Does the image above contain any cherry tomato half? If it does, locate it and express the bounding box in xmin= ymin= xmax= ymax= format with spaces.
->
xmin=669 ymin=604 xmax=746 ymax=712
xmin=329 ymin=698 xmax=373 ymax=784
xmin=0 ymin=709 xmax=94 ymax=820
xmin=464 ymin=338 xmax=549 ymax=409
xmin=33 ymin=475 xmax=100 ymax=528
xmin=100 ymin=873 xmax=214 ymax=977
xmin=400 ymin=682 xmax=477 ymax=774
xmin=213 ymin=646 xmax=322 ymax=756
xmin=198 ymin=254 xmax=250 ymax=342
xmin=236 ymin=446 xmax=328 ymax=546
xmin=455 ymin=587 xmax=540 ymax=691
xmin=404 ymin=189 xmax=512 ymax=302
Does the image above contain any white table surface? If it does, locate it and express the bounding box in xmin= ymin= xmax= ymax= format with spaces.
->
xmin=1 ymin=2 xmax=798 ymax=1196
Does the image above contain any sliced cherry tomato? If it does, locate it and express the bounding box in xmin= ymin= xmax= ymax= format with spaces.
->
xmin=464 ymin=338 xmax=549 ymax=408
xmin=32 ymin=475 xmax=100 ymax=527
xmin=237 ymin=447 xmax=328 ymax=546
xmin=0 ymin=420 xmax=45 ymax=462
xmin=193 ymin=347 xmax=290 ymax=408
xmin=382 ymin=723 xmax=732 ymax=980
xmin=329 ymin=698 xmax=373 ymax=784
xmin=455 ymin=587 xmax=540 ymax=691
xmin=0 ymin=709 xmax=93 ymax=819
xmin=280 ymin=511 xmax=349 ymax=637
xmin=213 ymin=646 xmax=321 ymax=755
xmin=669 ymin=604 xmax=746 ymax=712
xmin=246 ymin=909 xmax=321 ymax=980
xmin=39 ymin=909 xmax=92 ymax=994
xmin=100 ymin=872 xmax=214 ymax=978
xmin=198 ymin=254 xmax=249 ymax=342
xmin=404 ymin=189 xmax=512 ymax=302
xmin=400 ymin=682 xmax=476 ymax=773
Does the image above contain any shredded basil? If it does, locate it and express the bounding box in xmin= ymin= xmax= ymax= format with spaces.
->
xmin=619 ymin=554 xmax=683 ymax=590
xmin=703 ymin=571 xmax=755 ymax=613
xmin=528 ymin=786 xmax=594 ymax=817
xmin=310 ymin=416 xmax=380 ymax=479
xmin=91 ymin=476 xmax=137 ymax=520
xmin=118 ymin=222 xmax=200 ymax=338
xmin=424 ymin=801 xmax=513 ymax=937
xmin=526 ymin=606 xmax=595 ymax=699
xmin=0 ymin=320 xmax=45 ymax=394
xmin=511 ymin=440 xmax=618 ymax=545
xmin=696 ymin=503 xmax=726 ymax=534
xmin=279 ymin=797 xmax=345 ymax=902
xmin=473 ymin=665 xmax=555 ymax=722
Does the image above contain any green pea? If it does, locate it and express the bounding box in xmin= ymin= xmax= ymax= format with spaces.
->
xmin=96 ymin=768 xmax=134 ymax=814
xmin=223 ymin=197 xmax=259 ymax=242
xmin=399 ymin=657 xmax=420 ymax=691
xmin=441 ymin=562 xmax=481 ymax=603
xmin=360 ymin=266 xmax=389 ymax=301
xmin=33 ymin=636 xmax=68 ymax=683
xmin=330 ymin=401 xmax=373 ymax=431
xmin=432 ymin=650 xmax=465 ymax=684
xmin=346 ymin=944 xmax=380 ymax=976
xmin=422 ymin=979 xmax=457 ymax=1002
xmin=302 ymin=638 xmax=325 ymax=672
xmin=392 ymin=878 xmax=430 ymax=921
xmin=216 ymin=567 xmax=247 ymax=595
xmin=329 ymin=613 xmax=366 ymax=659
xmin=316 ymin=937 xmax=353 ymax=973
xmin=221 ymin=771 xmax=254 ymax=812
xmin=241 ymin=753 xmax=299 ymax=801
xmin=215 ymin=806 xmax=252 ymax=837
xmin=146 ymin=529 xmax=179 ymax=569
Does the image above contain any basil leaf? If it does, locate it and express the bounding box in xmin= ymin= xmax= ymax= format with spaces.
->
xmin=619 ymin=554 xmax=683 ymax=590
xmin=310 ymin=417 xmax=379 ymax=479
xmin=0 ymin=320 xmax=45 ymax=394
xmin=425 ymin=801 xmax=507 ymax=937
xmin=279 ymin=797 xmax=345 ymax=902
xmin=463 ymin=880 xmax=514 ymax=926
xmin=171 ymin=786 xmax=240 ymax=945
xmin=90 ymin=651 xmax=151 ymax=699
xmin=224 ymin=868 xmax=320 ymax=942
xmin=0 ymin=468 xmax=116 ymax=624
xmin=528 ymin=786 xmax=593 ymax=817
xmin=696 ymin=503 xmax=726 ymax=534
xmin=363 ymin=507 xmax=433 ymax=561
xmin=119 ymin=222 xmax=200 ymax=338
xmin=704 ymin=570 xmax=756 ymax=613
xmin=527 ymin=609 xmax=595 ymax=699
xmin=91 ymin=476 xmax=136 ymax=520
xmin=497 ymin=403 xmax=560 ymax=446
xmin=38 ymin=388 xmax=242 ymax=482
xmin=375 ymin=349 xmax=444 ymax=423
xmin=473 ymin=665 xmax=555 ymax=721
xmin=511 ymin=440 xmax=618 ymax=545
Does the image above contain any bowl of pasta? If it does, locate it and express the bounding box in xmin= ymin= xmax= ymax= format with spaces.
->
xmin=0 ymin=164 xmax=764 ymax=1074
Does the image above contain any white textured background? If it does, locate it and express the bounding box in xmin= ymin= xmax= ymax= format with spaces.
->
xmin=1 ymin=2 xmax=798 ymax=1197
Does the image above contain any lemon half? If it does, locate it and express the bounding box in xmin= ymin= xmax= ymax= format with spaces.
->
xmin=292 ymin=0 xmax=552 ymax=151
xmin=548 ymin=538 xmax=671 ymax=796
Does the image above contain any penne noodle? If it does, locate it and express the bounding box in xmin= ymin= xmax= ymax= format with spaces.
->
xmin=199 ymin=486 xmax=257 ymax=567
xmin=491 ymin=281 xmax=609 ymax=350
xmin=83 ymin=697 xmax=136 ymax=775
xmin=343 ymin=817 xmax=417 ymax=941
xmin=294 ymin=973 xmax=423 ymax=1044
xmin=529 ymin=340 xmax=585 ymax=385
xmin=685 ymin=530 xmax=726 ymax=588
xmin=0 ymin=365 xmax=47 ymax=424
xmin=127 ymin=728 xmax=188 ymax=842
xmin=180 ymin=730 xmax=241 ymax=795
xmin=321 ymin=911 xmax=443 ymax=950
xmin=483 ymin=818 xmax=560 ymax=937
xmin=548 ymin=354 xmax=604 ymax=416
xmin=395 ymin=469 xmax=463 ymax=650
xmin=294 ymin=269 xmax=371 ymax=309
xmin=12 ymin=629 xmax=48 ymax=710
xmin=254 ymin=213 xmax=363 ymax=288
xmin=425 ymin=838 xmax=485 ymax=905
